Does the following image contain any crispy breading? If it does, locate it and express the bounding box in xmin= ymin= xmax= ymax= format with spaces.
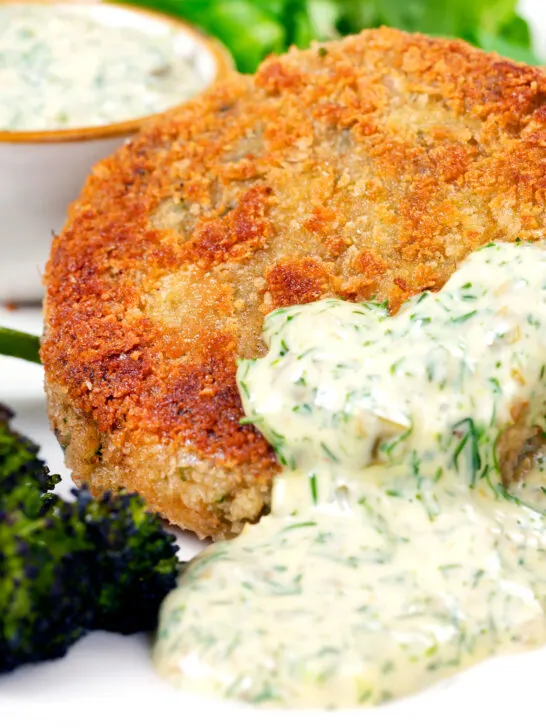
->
xmin=42 ymin=28 xmax=546 ymax=539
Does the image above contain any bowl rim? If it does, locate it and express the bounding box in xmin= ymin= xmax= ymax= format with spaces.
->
xmin=0 ymin=0 xmax=234 ymax=145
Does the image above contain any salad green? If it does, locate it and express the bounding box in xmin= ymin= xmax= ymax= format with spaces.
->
xmin=124 ymin=0 xmax=540 ymax=72
xmin=0 ymin=404 xmax=180 ymax=674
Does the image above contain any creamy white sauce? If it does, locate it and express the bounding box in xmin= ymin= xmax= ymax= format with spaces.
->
xmin=154 ymin=242 xmax=546 ymax=708
xmin=0 ymin=4 xmax=205 ymax=131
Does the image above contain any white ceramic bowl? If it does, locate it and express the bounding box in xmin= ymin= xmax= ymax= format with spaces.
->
xmin=0 ymin=1 xmax=232 ymax=302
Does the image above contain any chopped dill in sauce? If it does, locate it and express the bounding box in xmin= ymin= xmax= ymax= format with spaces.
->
xmin=0 ymin=4 xmax=206 ymax=131
xmin=154 ymin=242 xmax=546 ymax=709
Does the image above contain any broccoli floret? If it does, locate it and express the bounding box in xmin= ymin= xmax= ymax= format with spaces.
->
xmin=0 ymin=501 xmax=93 ymax=673
xmin=73 ymin=487 xmax=180 ymax=634
xmin=0 ymin=407 xmax=180 ymax=675
xmin=0 ymin=404 xmax=60 ymax=517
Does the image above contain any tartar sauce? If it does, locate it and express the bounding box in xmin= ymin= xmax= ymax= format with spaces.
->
xmin=154 ymin=242 xmax=546 ymax=708
xmin=0 ymin=4 xmax=206 ymax=131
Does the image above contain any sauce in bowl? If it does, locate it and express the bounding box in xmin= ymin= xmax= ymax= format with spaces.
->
xmin=0 ymin=3 xmax=211 ymax=131
xmin=154 ymin=242 xmax=546 ymax=708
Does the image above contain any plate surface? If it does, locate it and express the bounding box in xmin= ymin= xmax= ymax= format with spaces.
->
xmin=3 ymin=5 xmax=546 ymax=722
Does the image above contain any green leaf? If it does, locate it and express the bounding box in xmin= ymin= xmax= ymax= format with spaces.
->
xmin=306 ymin=0 xmax=342 ymax=41
xmin=378 ymin=0 xmax=433 ymax=33
xmin=474 ymin=0 xmax=521 ymax=35
xmin=500 ymin=14 xmax=533 ymax=48
xmin=334 ymin=0 xmax=380 ymax=34
xmin=290 ymin=8 xmax=315 ymax=48
xmin=477 ymin=30 xmax=541 ymax=65
xmin=118 ymin=0 xmax=541 ymax=73
xmin=331 ymin=0 xmax=539 ymax=66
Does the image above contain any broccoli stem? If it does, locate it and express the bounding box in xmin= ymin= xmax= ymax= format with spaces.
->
xmin=0 ymin=327 xmax=41 ymax=364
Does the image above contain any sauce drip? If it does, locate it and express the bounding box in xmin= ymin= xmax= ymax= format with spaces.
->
xmin=154 ymin=242 xmax=546 ymax=708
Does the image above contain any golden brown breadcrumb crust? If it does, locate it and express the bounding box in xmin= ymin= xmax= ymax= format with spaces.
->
xmin=42 ymin=28 xmax=546 ymax=539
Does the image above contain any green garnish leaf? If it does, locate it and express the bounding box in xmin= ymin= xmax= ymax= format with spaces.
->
xmin=116 ymin=0 xmax=540 ymax=74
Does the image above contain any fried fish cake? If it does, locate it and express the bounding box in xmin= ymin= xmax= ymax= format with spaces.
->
xmin=42 ymin=28 xmax=546 ymax=539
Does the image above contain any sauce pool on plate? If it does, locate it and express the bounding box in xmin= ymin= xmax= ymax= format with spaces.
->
xmin=154 ymin=242 xmax=546 ymax=708
xmin=0 ymin=3 xmax=206 ymax=131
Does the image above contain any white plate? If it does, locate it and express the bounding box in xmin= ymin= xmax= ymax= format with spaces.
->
xmin=3 ymin=5 xmax=546 ymax=723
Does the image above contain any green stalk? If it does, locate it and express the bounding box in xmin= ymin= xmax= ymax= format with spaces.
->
xmin=0 ymin=327 xmax=41 ymax=364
